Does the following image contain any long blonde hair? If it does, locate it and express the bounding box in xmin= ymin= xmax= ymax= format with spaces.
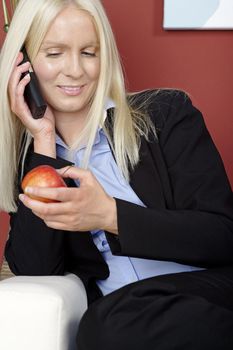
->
xmin=0 ymin=0 xmax=156 ymax=213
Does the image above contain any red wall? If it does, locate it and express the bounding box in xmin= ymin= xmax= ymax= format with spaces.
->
xmin=0 ymin=0 xmax=233 ymax=263
xmin=102 ymin=0 xmax=233 ymax=183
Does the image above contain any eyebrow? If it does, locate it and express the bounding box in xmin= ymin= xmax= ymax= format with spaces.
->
xmin=41 ymin=41 xmax=99 ymax=48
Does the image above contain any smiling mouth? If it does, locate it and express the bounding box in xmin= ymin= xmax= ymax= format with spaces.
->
xmin=58 ymin=85 xmax=85 ymax=96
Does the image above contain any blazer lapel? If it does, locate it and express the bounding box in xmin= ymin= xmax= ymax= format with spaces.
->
xmin=106 ymin=108 xmax=167 ymax=209
xmin=129 ymin=136 xmax=167 ymax=209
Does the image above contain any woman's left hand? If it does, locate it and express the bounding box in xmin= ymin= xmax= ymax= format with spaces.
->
xmin=19 ymin=166 xmax=118 ymax=234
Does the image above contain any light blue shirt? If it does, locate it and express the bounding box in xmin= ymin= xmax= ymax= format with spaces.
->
xmin=56 ymin=104 xmax=203 ymax=296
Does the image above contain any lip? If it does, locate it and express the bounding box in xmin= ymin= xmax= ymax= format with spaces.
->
xmin=57 ymin=84 xmax=85 ymax=96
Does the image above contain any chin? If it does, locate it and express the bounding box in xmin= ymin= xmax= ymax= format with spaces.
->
xmin=52 ymin=102 xmax=88 ymax=115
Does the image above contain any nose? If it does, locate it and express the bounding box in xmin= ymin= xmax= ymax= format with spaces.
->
xmin=63 ymin=53 xmax=84 ymax=79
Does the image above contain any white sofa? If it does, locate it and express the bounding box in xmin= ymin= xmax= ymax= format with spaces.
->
xmin=0 ymin=273 xmax=88 ymax=350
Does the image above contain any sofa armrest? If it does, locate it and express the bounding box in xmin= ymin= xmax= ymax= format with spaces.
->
xmin=0 ymin=274 xmax=88 ymax=350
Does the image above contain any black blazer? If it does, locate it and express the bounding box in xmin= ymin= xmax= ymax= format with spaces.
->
xmin=5 ymin=89 xmax=233 ymax=304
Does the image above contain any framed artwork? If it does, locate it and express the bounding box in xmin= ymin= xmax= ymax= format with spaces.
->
xmin=163 ymin=0 xmax=233 ymax=30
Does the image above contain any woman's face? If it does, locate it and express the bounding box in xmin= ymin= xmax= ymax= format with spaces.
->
xmin=33 ymin=5 xmax=100 ymax=119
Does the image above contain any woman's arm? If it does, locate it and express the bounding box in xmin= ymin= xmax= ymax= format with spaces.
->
xmin=5 ymin=52 xmax=75 ymax=275
xmin=106 ymin=91 xmax=233 ymax=267
xmin=5 ymin=151 xmax=74 ymax=276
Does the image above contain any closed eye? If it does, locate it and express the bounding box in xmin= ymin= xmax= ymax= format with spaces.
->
xmin=46 ymin=53 xmax=61 ymax=57
xmin=82 ymin=51 xmax=96 ymax=57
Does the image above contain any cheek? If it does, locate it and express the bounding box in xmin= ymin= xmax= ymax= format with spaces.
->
xmin=33 ymin=60 xmax=59 ymax=83
xmin=86 ymin=61 xmax=100 ymax=81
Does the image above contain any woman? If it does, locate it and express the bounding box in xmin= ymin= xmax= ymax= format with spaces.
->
xmin=0 ymin=0 xmax=233 ymax=349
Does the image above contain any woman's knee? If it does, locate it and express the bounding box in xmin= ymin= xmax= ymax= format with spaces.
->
xmin=76 ymin=282 xmax=233 ymax=350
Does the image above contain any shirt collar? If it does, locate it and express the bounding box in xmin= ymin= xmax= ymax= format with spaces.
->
xmin=105 ymin=98 xmax=115 ymax=111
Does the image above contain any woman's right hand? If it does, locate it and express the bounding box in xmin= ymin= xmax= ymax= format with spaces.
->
xmin=8 ymin=51 xmax=56 ymax=142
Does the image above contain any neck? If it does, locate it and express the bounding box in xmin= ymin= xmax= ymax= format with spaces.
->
xmin=54 ymin=110 xmax=88 ymax=147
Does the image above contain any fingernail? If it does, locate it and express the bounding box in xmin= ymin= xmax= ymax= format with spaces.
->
xmin=24 ymin=186 xmax=33 ymax=194
xmin=19 ymin=194 xmax=25 ymax=201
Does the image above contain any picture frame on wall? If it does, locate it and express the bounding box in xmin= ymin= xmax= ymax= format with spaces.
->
xmin=163 ymin=0 xmax=233 ymax=30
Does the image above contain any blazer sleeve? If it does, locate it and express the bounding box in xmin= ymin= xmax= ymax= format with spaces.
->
xmin=5 ymin=151 xmax=74 ymax=276
xmin=106 ymin=91 xmax=233 ymax=267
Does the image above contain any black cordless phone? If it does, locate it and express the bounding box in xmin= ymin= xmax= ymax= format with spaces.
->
xmin=21 ymin=47 xmax=47 ymax=119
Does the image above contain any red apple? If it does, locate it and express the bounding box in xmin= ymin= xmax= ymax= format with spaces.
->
xmin=21 ymin=165 xmax=67 ymax=203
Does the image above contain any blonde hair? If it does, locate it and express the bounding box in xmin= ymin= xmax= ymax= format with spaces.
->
xmin=0 ymin=0 xmax=156 ymax=213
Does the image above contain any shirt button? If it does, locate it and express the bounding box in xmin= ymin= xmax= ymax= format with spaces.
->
xmin=102 ymin=240 xmax=108 ymax=247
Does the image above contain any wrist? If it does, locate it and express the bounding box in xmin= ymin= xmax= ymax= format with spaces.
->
xmin=34 ymin=135 xmax=56 ymax=158
xmin=103 ymin=197 xmax=118 ymax=235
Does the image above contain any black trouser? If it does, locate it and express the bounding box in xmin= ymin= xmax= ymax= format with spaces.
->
xmin=76 ymin=266 xmax=233 ymax=350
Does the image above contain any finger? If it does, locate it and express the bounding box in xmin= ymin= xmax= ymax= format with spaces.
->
xmin=14 ymin=51 xmax=24 ymax=67
xmin=31 ymin=211 xmax=69 ymax=224
xmin=8 ymin=62 xmax=31 ymax=112
xmin=56 ymin=166 xmax=91 ymax=184
xmin=19 ymin=193 xmax=70 ymax=215
xmin=8 ymin=60 xmax=31 ymax=94
xmin=35 ymin=213 xmax=67 ymax=222
xmin=13 ymin=51 xmax=28 ymax=69
xmin=44 ymin=220 xmax=86 ymax=232
xmin=16 ymin=73 xmax=31 ymax=96
xmin=44 ymin=221 xmax=66 ymax=231
xmin=23 ymin=186 xmax=78 ymax=203
xmin=56 ymin=165 xmax=74 ymax=177
xmin=12 ymin=74 xmax=32 ymax=121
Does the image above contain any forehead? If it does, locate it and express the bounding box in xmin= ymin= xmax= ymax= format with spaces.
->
xmin=42 ymin=5 xmax=99 ymax=45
